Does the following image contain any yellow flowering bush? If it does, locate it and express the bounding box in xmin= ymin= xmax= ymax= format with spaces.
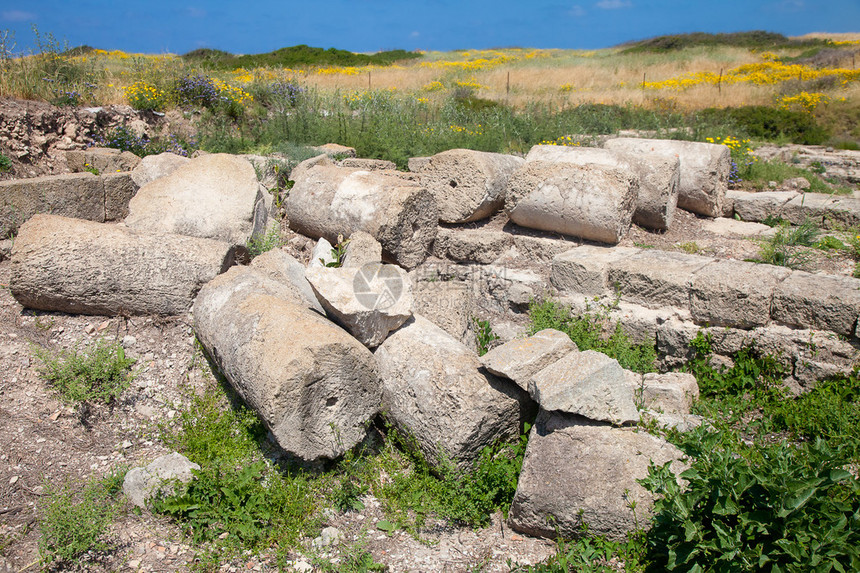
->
xmin=643 ymin=53 xmax=860 ymax=91
xmin=778 ymin=91 xmax=829 ymax=114
xmin=422 ymin=80 xmax=445 ymax=92
xmin=124 ymin=81 xmax=167 ymax=111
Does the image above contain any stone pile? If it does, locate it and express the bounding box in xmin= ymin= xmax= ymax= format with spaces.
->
xmin=6 ymin=138 xmax=859 ymax=544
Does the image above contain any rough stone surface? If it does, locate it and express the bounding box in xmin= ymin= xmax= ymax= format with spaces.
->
xmin=604 ymin=137 xmax=730 ymax=217
xmin=780 ymin=193 xmax=860 ymax=229
xmin=509 ymin=410 xmax=686 ymax=540
xmin=375 ymin=315 xmax=532 ymax=470
xmin=526 ymin=144 xmax=680 ymax=230
xmin=729 ymin=190 xmax=798 ymax=222
xmin=641 ymin=411 xmax=704 ymax=432
xmin=772 ymin=270 xmax=860 ymax=337
xmin=0 ymin=173 xmax=104 ymax=237
xmin=690 ymin=259 xmax=791 ymax=329
xmin=248 ymin=248 xmax=324 ymax=314
xmin=126 ymin=153 xmax=266 ymax=246
xmin=407 ymin=157 xmax=431 ymax=172
xmin=123 ymin=453 xmax=199 ymax=509
xmin=340 ymin=158 xmax=397 ymax=171
xmin=287 ymin=161 xmax=438 ymax=269
xmin=193 ymin=266 xmax=381 ymax=463
xmin=529 ymin=350 xmax=639 ymax=425
xmin=509 ymin=235 xmax=578 ymax=263
xmin=66 ymin=147 xmax=141 ymax=175
xmin=342 ymin=231 xmax=383 ymax=269
xmin=480 ymin=330 xmax=578 ymax=392
xmin=639 ymin=372 xmax=699 ymax=414
xmin=506 ymin=161 xmax=637 ymax=244
xmin=309 ymin=237 xmax=336 ymax=268
xmin=701 ymin=217 xmax=773 ymax=237
xmin=312 ymin=143 xmax=356 ymax=158
xmin=607 ymin=249 xmax=715 ymax=310
xmin=410 ymin=280 xmax=475 ymax=345
xmin=551 ymin=245 xmax=640 ymax=296
xmin=130 ymin=152 xmax=191 ymax=188
xmin=433 ymin=227 xmax=513 ymax=264
xmin=305 ymin=264 xmax=413 ymax=348
xmin=102 ymin=172 xmax=138 ymax=221
xmin=11 ymin=214 xmax=234 ymax=316
xmin=413 ymin=149 xmax=524 ymax=223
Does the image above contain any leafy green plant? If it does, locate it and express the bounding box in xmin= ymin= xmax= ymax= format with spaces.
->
xmin=82 ymin=162 xmax=99 ymax=175
xmin=310 ymin=535 xmax=386 ymax=572
xmin=527 ymin=298 xmax=657 ymax=373
xmin=640 ymin=429 xmax=860 ymax=572
xmin=374 ymin=423 xmax=530 ymax=532
xmin=34 ymin=337 xmax=136 ymax=404
xmin=155 ymin=379 xmax=320 ymax=559
xmin=38 ymin=469 xmax=126 ymax=567
xmin=473 ymin=317 xmax=499 ymax=356
xmin=0 ymin=152 xmax=11 ymax=172
xmin=245 ymin=225 xmax=283 ymax=259
xmin=324 ymin=235 xmax=350 ymax=267
xmin=509 ymin=523 xmax=644 ymax=572
xmin=685 ymin=331 xmax=787 ymax=399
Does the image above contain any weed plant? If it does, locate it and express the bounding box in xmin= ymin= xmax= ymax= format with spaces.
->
xmin=473 ymin=317 xmax=500 ymax=356
xmin=509 ymin=525 xmax=645 ymax=572
xmin=634 ymin=331 xmax=860 ymax=572
xmin=245 ymin=225 xmax=284 ymax=259
xmin=754 ymin=219 xmax=821 ymax=268
xmin=0 ymin=152 xmax=11 ymax=172
xmin=156 ymin=383 xmax=321 ymax=559
xmin=38 ymin=468 xmax=126 ymax=567
xmin=34 ymin=337 xmax=136 ymax=404
xmin=527 ymin=298 xmax=657 ymax=373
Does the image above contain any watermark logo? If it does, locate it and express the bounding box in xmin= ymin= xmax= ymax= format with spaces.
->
xmin=353 ymin=263 xmax=405 ymax=310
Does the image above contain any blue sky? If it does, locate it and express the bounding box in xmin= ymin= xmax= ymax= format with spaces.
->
xmin=1 ymin=1 xmax=858 ymax=55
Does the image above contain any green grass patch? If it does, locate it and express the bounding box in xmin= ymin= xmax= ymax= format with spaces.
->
xmin=738 ymin=159 xmax=850 ymax=194
xmin=753 ymin=219 xmax=822 ymax=269
xmin=34 ymin=337 xmax=136 ymax=404
xmin=38 ymin=468 xmax=126 ymax=568
xmin=527 ymin=298 xmax=657 ymax=373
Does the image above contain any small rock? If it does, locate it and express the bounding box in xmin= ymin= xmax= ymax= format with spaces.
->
xmin=85 ymin=324 xmax=95 ymax=334
xmin=122 ymin=335 xmax=137 ymax=348
xmin=293 ymin=561 xmax=313 ymax=573
xmin=9 ymin=476 xmax=18 ymax=485
xmin=122 ymin=440 xmax=133 ymax=449
xmin=312 ymin=526 xmax=343 ymax=549
xmin=127 ymin=559 xmax=141 ymax=569
xmin=98 ymin=320 xmax=110 ymax=331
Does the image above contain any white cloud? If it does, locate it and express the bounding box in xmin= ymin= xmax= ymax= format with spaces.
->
xmin=410 ymin=30 xmax=420 ymax=38
xmin=569 ymin=5 xmax=586 ymax=17
xmin=595 ymin=0 xmax=632 ymax=9
xmin=2 ymin=10 xmax=37 ymax=22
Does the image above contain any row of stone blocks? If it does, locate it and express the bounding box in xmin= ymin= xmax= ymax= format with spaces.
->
xmin=727 ymin=188 xmax=860 ymax=228
xmin=551 ymin=245 xmax=860 ymax=339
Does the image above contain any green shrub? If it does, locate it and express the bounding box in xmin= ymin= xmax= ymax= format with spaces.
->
xmin=640 ymin=429 xmax=860 ymax=572
xmin=696 ymin=106 xmax=829 ymax=145
xmin=0 ymin=152 xmax=11 ymax=172
xmin=38 ymin=469 xmax=125 ymax=567
xmin=182 ymin=44 xmax=420 ymax=71
xmin=527 ymin=298 xmax=657 ymax=373
xmin=621 ymin=31 xmax=828 ymax=53
xmin=34 ymin=338 xmax=135 ymax=404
